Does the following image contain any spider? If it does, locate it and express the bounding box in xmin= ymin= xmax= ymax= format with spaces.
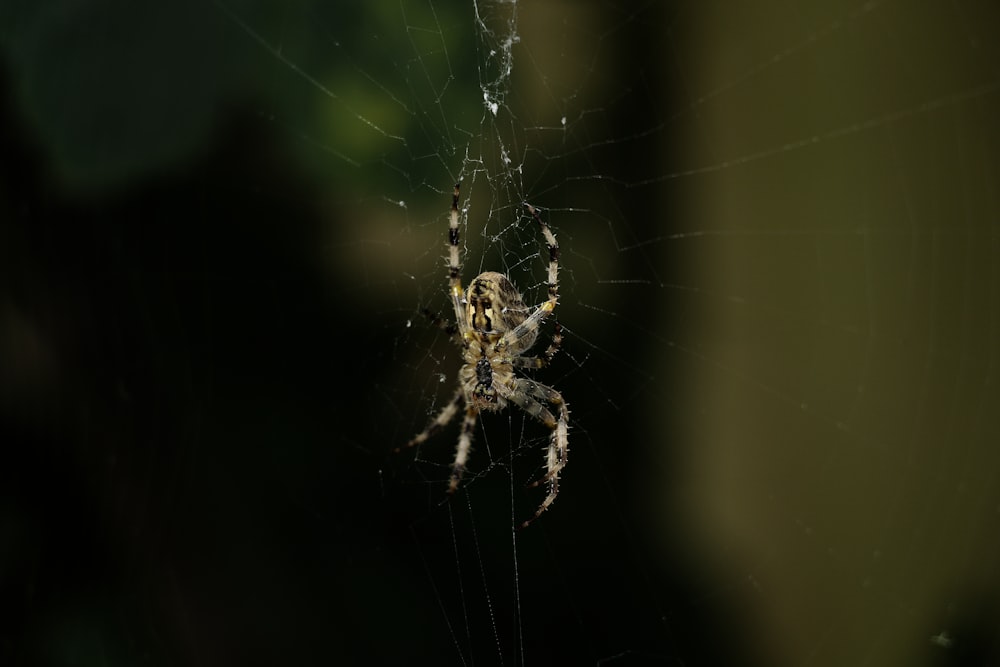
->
xmin=399 ymin=183 xmax=569 ymax=528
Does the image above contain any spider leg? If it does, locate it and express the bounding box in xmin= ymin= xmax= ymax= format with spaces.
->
xmin=398 ymin=388 xmax=478 ymax=494
xmin=501 ymin=379 xmax=569 ymax=528
xmin=449 ymin=405 xmax=478 ymax=493
xmin=447 ymin=183 xmax=467 ymax=332
xmin=523 ymin=202 xmax=559 ymax=304
xmin=396 ymin=388 xmax=462 ymax=453
xmin=498 ymin=203 xmax=559 ymax=354
xmin=519 ymin=380 xmax=569 ymax=486
xmin=510 ymin=320 xmax=563 ymax=369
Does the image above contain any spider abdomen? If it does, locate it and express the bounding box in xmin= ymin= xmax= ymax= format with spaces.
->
xmin=466 ymin=271 xmax=536 ymax=349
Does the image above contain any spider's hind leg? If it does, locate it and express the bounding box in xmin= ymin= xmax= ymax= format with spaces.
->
xmin=397 ymin=389 xmax=479 ymax=495
xmin=396 ymin=388 xmax=462 ymax=453
xmin=503 ymin=379 xmax=570 ymax=528
xmin=449 ymin=406 xmax=479 ymax=493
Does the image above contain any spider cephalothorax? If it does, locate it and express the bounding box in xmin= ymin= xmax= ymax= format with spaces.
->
xmin=400 ymin=183 xmax=569 ymax=528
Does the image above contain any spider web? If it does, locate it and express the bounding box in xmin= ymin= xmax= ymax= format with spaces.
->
xmin=2 ymin=0 xmax=1000 ymax=665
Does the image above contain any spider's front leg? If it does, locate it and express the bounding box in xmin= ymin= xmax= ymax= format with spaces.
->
xmin=498 ymin=201 xmax=560 ymax=356
xmin=447 ymin=183 xmax=466 ymax=328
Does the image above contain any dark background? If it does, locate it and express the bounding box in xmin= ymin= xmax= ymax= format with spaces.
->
xmin=1 ymin=2 xmax=692 ymax=664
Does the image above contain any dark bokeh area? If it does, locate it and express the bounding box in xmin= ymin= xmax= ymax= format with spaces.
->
xmin=0 ymin=55 xmax=702 ymax=667
xmin=1 ymin=70 xmax=386 ymax=664
xmin=0 ymin=4 xmax=711 ymax=665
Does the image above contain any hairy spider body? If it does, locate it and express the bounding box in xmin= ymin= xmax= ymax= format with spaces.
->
xmin=464 ymin=271 xmax=531 ymax=406
xmin=400 ymin=184 xmax=569 ymax=528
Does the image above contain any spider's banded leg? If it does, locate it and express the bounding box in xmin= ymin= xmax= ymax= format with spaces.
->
xmin=519 ymin=380 xmax=569 ymax=487
xmin=449 ymin=406 xmax=478 ymax=493
xmin=538 ymin=319 xmax=563 ymax=365
xmin=448 ymin=183 xmax=466 ymax=328
xmin=523 ymin=202 xmax=559 ymax=303
xmin=511 ymin=321 xmax=563 ymax=369
xmin=395 ymin=388 xmax=462 ymax=453
xmin=499 ymin=203 xmax=560 ymax=353
xmin=503 ymin=380 xmax=570 ymax=528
